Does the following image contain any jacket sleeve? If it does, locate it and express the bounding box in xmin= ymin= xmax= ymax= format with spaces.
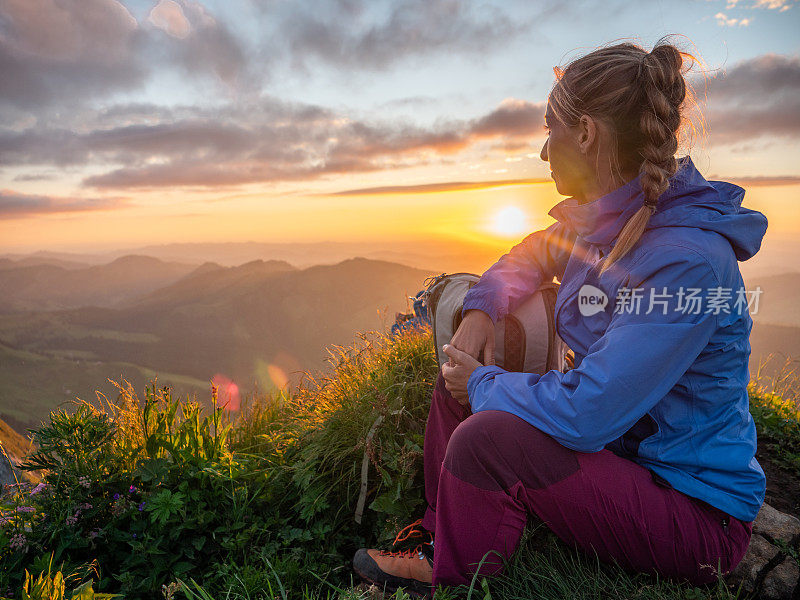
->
xmin=466 ymin=247 xmax=721 ymax=452
xmin=462 ymin=221 xmax=576 ymax=322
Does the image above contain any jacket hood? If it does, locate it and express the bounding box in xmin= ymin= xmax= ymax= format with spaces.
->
xmin=548 ymin=156 xmax=769 ymax=261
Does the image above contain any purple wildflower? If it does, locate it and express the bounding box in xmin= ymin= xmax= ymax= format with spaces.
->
xmin=138 ymin=502 xmax=146 ymax=511
xmin=113 ymin=493 xmax=120 ymax=501
xmin=129 ymin=485 xmax=137 ymax=494
xmin=9 ymin=533 xmax=27 ymax=551
xmin=78 ymin=476 xmax=91 ymax=488
xmin=29 ymin=483 xmax=46 ymax=495
xmin=15 ymin=506 xmax=34 ymax=513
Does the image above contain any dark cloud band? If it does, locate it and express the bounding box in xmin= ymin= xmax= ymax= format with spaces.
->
xmin=0 ymin=190 xmax=126 ymax=218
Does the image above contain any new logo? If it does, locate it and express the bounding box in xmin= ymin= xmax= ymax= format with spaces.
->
xmin=577 ymin=284 xmax=608 ymax=317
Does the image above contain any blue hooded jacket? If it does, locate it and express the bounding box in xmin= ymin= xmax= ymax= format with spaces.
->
xmin=462 ymin=156 xmax=768 ymax=522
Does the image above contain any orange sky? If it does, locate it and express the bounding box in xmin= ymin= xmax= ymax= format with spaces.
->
xmin=1 ymin=177 xmax=797 ymax=256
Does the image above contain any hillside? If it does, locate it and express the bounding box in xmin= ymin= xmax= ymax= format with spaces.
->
xmin=0 ymin=256 xmax=91 ymax=271
xmin=130 ymin=258 xmax=296 ymax=306
xmin=0 ymin=257 xmax=434 ymax=427
xmin=0 ymin=341 xmax=208 ymax=431
xmin=0 ymin=415 xmax=36 ymax=486
xmin=0 ymin=329 xmax=797 ymax=599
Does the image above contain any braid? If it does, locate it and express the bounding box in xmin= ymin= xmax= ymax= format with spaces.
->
xmin=638 ymin=46 xmax=685 ymax=208
xmin=597 ymin=43 xmax=687 ymax=276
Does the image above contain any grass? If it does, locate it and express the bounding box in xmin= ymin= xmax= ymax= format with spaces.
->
xmin=749 ymin=353 xmax=800 ymax=475
xmin=0 ymin=341 xmax=207 ymax=430
xmin=0 ymin=328 xmax=797 ymax=600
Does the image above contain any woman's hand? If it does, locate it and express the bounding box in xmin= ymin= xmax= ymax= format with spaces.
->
xmin=449 ymin=309 xmax=496 ymax=366
xmin=442 ymin=344 xmax=483 ymax=405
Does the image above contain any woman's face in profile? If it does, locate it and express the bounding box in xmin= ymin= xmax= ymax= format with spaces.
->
xmin=540 ymin=101 xmax=589 ymax=200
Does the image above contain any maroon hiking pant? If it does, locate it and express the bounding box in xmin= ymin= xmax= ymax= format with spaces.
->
xmin=421 ymin=371 xmax=752 ymax=587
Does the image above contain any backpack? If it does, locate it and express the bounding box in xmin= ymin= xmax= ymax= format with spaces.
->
xmin=425 ymin=273 xmax=572 ymax=374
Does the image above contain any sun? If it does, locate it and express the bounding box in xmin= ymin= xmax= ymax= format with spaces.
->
xmin=490 ymin=206 xmax=529 ymax=237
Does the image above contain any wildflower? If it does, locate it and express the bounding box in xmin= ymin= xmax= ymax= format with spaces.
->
xmin=66 ymin=514 xmax=78 ymax=526
xmin=29 ymin=483 xmax=46 ymax=495
xmin=113 ymin=493 xmax=120 ymax=501
xmin=138 ymin=502 xmax=146 ymax=512
xmin=129 ymin=485 xmax=137 ymax=494
xmin=132 ymin=533 xmax=137 ymax=539
xmin=162 ymin=581 xmax=180 ymax=600
xmin=15 ymin=506 xmax=34 ymax=513
xmin=78 ymin=476 xmax=91 ymax=488
xmin=89 ymin=529 xmax=100 ymax=539
xmin=9 ymin=533 xmax=27 ymax=551
xmin=81 ymin=503 xmax=92 ymax=510
xmin=0 ymin=514 xmax=12 ymax=526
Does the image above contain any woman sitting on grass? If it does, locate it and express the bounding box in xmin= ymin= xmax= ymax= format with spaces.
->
xmin=353 ymin=38 xmax=768 ymax=597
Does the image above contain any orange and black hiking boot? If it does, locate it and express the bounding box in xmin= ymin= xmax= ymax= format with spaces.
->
xmin=353 ymin=520 xmax=435 ymax=598
xmin=352 ymin=545 xmax=433 ymax=598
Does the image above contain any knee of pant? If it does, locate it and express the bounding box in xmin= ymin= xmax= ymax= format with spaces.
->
xmin=443 ymin=411 xmax=517 ymax=488
xmin=444 ymin=410 xmax=579 ymax=491
xmin=447 ymin=410 xmax=551 ymax=461
xmin=447 ymin=410 xmax=508 ymax=455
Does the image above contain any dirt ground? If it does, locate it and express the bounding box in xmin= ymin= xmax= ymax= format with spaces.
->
xmin=757 ymin=449 xmax=800 ymax=518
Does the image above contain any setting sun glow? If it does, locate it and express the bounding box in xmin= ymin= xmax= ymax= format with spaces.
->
xmin=491 ymin=206 xmax=529 ymax=237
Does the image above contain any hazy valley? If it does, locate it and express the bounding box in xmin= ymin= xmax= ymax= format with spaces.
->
xmin=0 ymin=246 xmax=798 ymax=431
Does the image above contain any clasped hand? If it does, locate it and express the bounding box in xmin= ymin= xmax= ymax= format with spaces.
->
xmin=443 ymin=309 xmax=494 ymax=405
xmin=441 ymin=344 xmax=483 ymax=406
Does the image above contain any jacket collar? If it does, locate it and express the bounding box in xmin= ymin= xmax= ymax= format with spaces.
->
xmin=547 ymin=156 xmax=702 ymax=248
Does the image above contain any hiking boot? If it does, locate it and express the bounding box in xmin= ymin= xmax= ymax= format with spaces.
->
xmin=390 ymin=518 xmax=434 ymax=552
xmin=353 ymin=545 xmax=433 ymax=598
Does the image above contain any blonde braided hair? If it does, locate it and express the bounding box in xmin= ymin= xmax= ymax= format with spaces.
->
xmin=548 ymin=38 xmax=695 ymax=275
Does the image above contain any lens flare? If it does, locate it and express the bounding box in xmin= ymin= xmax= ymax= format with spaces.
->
xmin=211 ymin=373 xmax=241 ymax=411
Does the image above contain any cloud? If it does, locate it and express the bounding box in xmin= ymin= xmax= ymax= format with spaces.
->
xmin=701 ymin=54 xmax=800 ymax=145
xmin=148 ymin=0 xmax=192 ymax=39
xmin=714 ymin=11 xmax=752 ymax=25
xmin=147 ymin=0 xmax=248 ymax=88
xmin=12 ymin=173 xmax=56 ymax=182
xmin=0 ymin=0 xmax=145 ymax=109
xmin=0 ymin=189 xmax=126 ymax=217
xmin=0 ymin=95 xmax=545 ymax=189
xmin=328 ymin=178 xmax=551 ymax=196
xmin=709 ymin=0 xmax=795 ymax=9
xmin=0 ymin=0 xmax=251 ymax=110
xmin=272 ymin=0 xmax=529 ymax=71
xmin=710 ymin=175 xmax=800 ymax=186
xmin=470 ymin=99 xmax=545 ymax=138
xmin=751 ymin=0 xmax=794 ymax=10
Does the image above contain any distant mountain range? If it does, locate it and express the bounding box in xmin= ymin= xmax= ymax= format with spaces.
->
xmin=0 ymin=255 xmax=197 ymax=312
xmin=0 ymin=239 xmax=504 ymax=274
xmin=0 ymin=248 xmax=797 ymax=431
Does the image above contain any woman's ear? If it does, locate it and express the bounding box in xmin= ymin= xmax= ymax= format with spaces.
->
xmin=577 ymin=114 xmax=597 ymax=154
